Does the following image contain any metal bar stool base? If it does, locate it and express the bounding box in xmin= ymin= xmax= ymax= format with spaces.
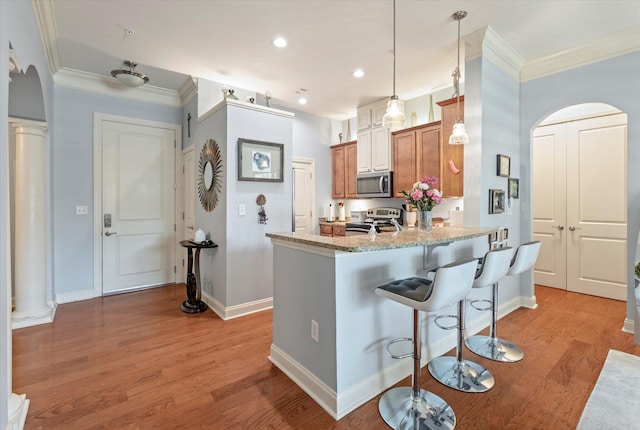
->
xmin=428 ymin=357 xmax=495 ymax=393
xmin=378 ymin=387 xmax=456 ymax=429
xmin=465 ymin=335 xmax=524 ymax=363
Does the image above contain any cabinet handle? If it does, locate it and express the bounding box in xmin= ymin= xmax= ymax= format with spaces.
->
xmin=379 ymin=176 xmax=384 ymax=193
xmin=569 ymin=225 xmax=581 ymax=231
xmin=448 ymin=160 xmax=460 ymax=175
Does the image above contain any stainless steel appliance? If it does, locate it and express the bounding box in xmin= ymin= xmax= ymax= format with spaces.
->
xmin=345 ymin=207 xmax=403 ymax=236
xmin=356 ymin=171 xmax=393 ymax=198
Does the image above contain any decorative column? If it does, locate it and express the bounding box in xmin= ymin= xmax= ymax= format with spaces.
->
xmin=10 ymin=120 xmax=54 ymax=328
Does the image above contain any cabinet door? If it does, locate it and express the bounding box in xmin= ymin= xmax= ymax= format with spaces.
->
xmin=439 ymin=97 xmax=464 ymax=197
xmin=357 ymin=130 xmax=372 ymax=173
xmin=372 ymin=127 xmax=391 ymax=171
xmin=345 ymin=143 xmax=358 ymax=198
xmin=392 ymin=129 xmax=417 ymax=198
xmin=372 ymin=100 xmax=388 ymax=127
xmin=357 ymin=109 xmax=371 ymax=130
xmin=417 ymin=125 xmax=441 ymax=181
xmin=331 ymin=145 xmax=346 ymax=199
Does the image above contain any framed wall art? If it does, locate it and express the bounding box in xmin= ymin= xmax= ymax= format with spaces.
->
xmin=489 ymin=189 xmax=505 ymax=214
xmin=497 ymin=154 xmax=510 ymax=177
xmin=508 ymin=178 xmax=519 ymax=199
xmin=237 ymin=138 xmax=284 ymax=182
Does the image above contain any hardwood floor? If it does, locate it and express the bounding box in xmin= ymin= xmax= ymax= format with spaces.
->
xmin=13 ymin=284 xmax=640 ymax=429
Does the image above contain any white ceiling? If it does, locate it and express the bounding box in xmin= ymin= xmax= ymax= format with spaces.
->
xmin=38 ymin=0 xmax=639 ymax=119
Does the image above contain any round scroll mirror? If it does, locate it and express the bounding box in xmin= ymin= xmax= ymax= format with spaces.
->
xmin=198 ymin=139 xmax=222 ymax=212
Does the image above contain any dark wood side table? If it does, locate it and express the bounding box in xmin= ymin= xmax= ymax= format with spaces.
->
xmin=179 ymin=240 xmax=218 ymax=313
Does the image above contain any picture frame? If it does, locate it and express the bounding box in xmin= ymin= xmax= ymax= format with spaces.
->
xmin=508 ymin=178 xmax=519 ymax=199
xmin=489 ymin=189 xmax=505 ymax=214
xmin=497 ymin=154 xmax=511 ymax=177
xmin=237 ymin=138 xmax=284 ymax=182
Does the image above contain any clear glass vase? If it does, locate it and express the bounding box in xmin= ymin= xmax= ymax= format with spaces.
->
xmin=418 ymin=210 xmax=432 ymax=232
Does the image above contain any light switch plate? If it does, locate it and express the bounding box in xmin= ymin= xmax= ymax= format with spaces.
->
xmin=238 ymin=204 xmax=246 ymax=216
xmin=76 ymin=205 xmax=88 ymax=215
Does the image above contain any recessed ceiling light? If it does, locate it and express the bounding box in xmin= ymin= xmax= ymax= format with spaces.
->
xmin=352 ymin=69 xmax=365 ymax=78
xmin=298 ymin=97 xmax=308 ymax=105
xmin=272 ymin=37 xmax=287 ymax=48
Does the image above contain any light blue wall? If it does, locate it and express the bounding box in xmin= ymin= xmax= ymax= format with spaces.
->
xmin=520 ymin=51 xmax=640 ymax=323
xmin=52 ymin=87 xmax=181 ymax=297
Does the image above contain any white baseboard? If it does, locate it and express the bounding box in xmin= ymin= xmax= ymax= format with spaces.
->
xmin=201 ymin=291 xmax=272 ymax=320
xmin=623 ymin=318 xmax=635 ymax=334
xmin=12 ymin=303 xmax=57 ymax=329
xmin=55 ymin=288 xmax=96 ymax=304
xmin=520 ymin=294 xmax=538 ymax=309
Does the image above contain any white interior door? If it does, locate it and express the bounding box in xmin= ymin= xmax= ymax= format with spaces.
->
xmin=533 ymin=112 xmax=627 ymax=301
xmin=292 ymin=158 xmax=315 ymax=233
xmin=566 ymin=114 xmax=627 ymax=300
xmin=533 ymin=124 xmax=567 ymax=289
xmin=102 ymin=120 xmax=176 ymax=294
xmin=183 ymin=147 xmax=195 ymax=240
xmin=181 ymin=146 xmax=195 ymax=281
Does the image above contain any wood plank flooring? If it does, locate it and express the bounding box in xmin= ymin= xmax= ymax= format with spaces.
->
xmin=13 ymin=285 xmax=640 ymax=429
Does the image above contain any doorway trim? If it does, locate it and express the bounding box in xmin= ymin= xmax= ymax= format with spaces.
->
xmin=92 ymin=113 xmax=182 ymax=297
xmin=292 ymin=157 xmax=316 ymax=233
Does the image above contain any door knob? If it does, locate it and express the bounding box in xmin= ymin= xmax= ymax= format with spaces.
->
xmin=568 ymin=225 xmax=581 ymax=231
xmin=552 ymin=225 xmax=564 ymax=231
xmin=104 ymin=231 xmax=118 ymax=236
xmin=187 ymin=225 xmax=194 ymax=230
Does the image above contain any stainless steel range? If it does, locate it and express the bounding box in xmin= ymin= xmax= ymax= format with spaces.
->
xmin=345 ymin=207 xmax=404 ymax=236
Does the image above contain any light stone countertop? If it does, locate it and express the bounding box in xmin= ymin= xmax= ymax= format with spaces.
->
xmin=266 ymin=226 xmax=498 ymax=253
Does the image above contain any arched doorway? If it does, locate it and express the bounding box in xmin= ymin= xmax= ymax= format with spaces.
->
xmin=531 ymin=103 xmax=627 ymax=301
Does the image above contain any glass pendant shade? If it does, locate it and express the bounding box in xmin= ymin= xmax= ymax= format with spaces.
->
xmin=449 ymin=120 xmax=469 ymax=145
xmin=382 ymin=96 xmax=405 ymax=128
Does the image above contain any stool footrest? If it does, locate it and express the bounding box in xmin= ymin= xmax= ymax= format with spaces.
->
xmin=434 ymin=314 xmax=458 ymax=331
xmin=386 ymin=337 xmax=413 ymax=359
xmin=470 ymin=298 xmax=492 ymax=311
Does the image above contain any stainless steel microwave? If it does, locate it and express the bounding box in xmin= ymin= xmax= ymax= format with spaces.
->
xmin=356 ymin=171 xmax=393 ymax=198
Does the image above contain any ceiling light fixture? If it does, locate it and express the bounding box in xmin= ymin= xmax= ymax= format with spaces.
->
xmin=382 ymin=0 xmax=405 ymax=128
xmin=298 ymin=97 xmax=308 ymax=105
xmin=110 ymin=60 xmax=149 ymax=87
xmin=272 ymin=37 xmax=287 ymax=48
xmin=449 ymin=11 xmax=469 ymax=145
xmin=352 ymin=69 xmax=365 ymax=78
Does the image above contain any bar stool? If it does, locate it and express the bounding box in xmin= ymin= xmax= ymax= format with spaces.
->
xmin=375 ymin=258 xmax=478 ymax=430
xmin=464 ymin=247 xmax=516 ymax=362
xmin=427 ymin=255 xmax=498 ymax=393
xmin=466 ymin=241 xmax=541 ymax=362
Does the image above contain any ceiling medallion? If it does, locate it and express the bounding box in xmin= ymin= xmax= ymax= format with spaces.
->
xmin=198 ymin=139 xmax=223 ymax=212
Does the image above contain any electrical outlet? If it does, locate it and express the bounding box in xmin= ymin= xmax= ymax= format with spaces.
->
xmin=76 ymin=205 xmax=88 ymax=215
xmin=239 ymin=204 xmax=246 ymax=216
xmin=311 ymin=320 xmax=319 ymax=342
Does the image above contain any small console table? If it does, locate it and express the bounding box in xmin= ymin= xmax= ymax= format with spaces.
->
xmin=179 ymin=240 xmax=218 ymax=313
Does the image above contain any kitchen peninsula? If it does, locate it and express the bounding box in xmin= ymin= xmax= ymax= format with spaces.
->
xmin=266 ymin=226 xmax=497 ymax=419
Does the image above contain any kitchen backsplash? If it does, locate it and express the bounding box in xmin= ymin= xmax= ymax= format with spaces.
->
xmin=323 ymin=197 xmax=464 ymax=221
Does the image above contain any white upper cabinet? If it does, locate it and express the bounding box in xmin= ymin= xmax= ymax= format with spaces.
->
xmin=356 ymin=98 xmax=404 ymax=173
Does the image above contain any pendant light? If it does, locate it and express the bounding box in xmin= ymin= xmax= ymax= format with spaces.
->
xmin=382 ymin=0 xmax=405 ymax=128
xmin=110 ymin=60 xmax=149 ymax=87
xmin=449 ymin=11 xmax=469 ymax=145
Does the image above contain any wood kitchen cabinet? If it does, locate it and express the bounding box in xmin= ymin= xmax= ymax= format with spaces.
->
xmin=331 ymin=140 xmax=357 ymax=199
xmin=437 ymin=96 xmax=465 ymax=197
xmin=392 ymin=96 xmax=464 ymax=198
xmin=392 ymin=122 xmax=441 ymax=197
xmin=320 ymin=224 xmax=346 ymax=237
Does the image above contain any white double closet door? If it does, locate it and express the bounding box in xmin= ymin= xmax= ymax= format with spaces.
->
xmin=533 ymin=113 xmax=627 ymax=300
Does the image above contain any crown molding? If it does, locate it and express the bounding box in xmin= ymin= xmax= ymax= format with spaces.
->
xmin=520 ymin=25 xmax=640 ymax=81
xmin=179 ymin=76 xmax=198 ymax=107
xmin=198 ymin=98 xmax=294 ymax=123
xmin=54 ymin=67 xmax=182 ymax=107
xmin=465 ymin=26 xmax=524 ymax=82
xmin=31 ymin=0 xmax=61 ymax=76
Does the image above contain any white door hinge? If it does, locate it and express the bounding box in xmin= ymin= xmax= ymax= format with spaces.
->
xmin=174 ymin=266 xmax=176 ymax=274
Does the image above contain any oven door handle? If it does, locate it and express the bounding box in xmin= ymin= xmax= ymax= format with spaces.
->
xmin=379 ymin=176 xmax=384 ymax=193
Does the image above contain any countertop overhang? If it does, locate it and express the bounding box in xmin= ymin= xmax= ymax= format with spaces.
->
xmin=266 ymin=226 xmax=498 ymax=253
